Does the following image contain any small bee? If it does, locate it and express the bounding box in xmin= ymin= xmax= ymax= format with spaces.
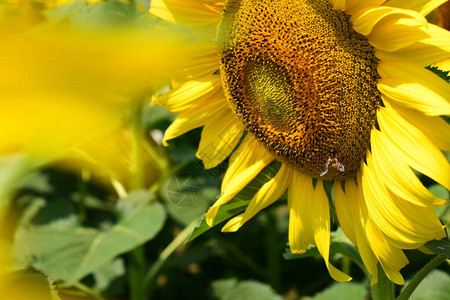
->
xmin=320 ymin=150 xmax=345 ymax=177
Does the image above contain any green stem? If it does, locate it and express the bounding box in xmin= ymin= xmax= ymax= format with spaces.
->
xmin=142 ymin=220 xmax=198 ymax=299
xmin=129 ymin=246 xmax=146 ymax=300
xmin=144 ymin=132 xmax=170 ymax=172
xmin=371 ymin=264 xmax=395 ymax=300
xmin=131 ymin=103 xmax=145 ymax=190
xmin=77 ymin=169 xmax=90 ymax=222
xmin=397 ymin=255 xmax=446 ymax=300
xmin=128 ymin=100 xmax=147 ymax=300
xmin=111 ymin=178 xmax=128 ymax=198
xmin=266 ymin=209 xmax=281 ymax=291
xmin=342 ymin=256 xmax=351 ymax=276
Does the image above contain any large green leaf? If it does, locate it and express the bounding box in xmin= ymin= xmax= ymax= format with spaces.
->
xmin=0 ymin=154 xmax=47 ymax=214
xmin=408 ymin=270 xmax=450 ymax=300
xmin=162 ymin=160 xmax=219 ymax=226
xmin=211 ymin=279 xmax=283 ymax=300
xmin=311 ymin=282 xmax=367 ymax=300
xmin=188 ymin=161 xmax=282 ymax=242
xmin=92 ymin=258 xmax=125 ymax=292
xmin=13 ymin=190 xmax=166 ymax=285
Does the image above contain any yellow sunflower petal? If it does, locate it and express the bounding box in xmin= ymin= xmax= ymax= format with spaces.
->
xmin=377 ymin=105 xmax=450 ymax=189
xmin=221 ymin=164 xmax=292 ymax=232
xmin=348 ymin=184 xmax=380 ymax=285
xmin=288 ymin=171 xmax=315 ymax=253
xmin=433 ymin=58 xmax=450 ymax=72
xmin=335 ymin=180 xmax=379 ymax=284
xmin=329 ymin=0 xmax=346 ymax=10
xmin=162 ymin=99 xmax=226 ymax=145
xmin=169 ymin=42 xmax=220 ymax=81
xmin=149 ymin=0 xmax=222 ymax=27
xmin=385 ymin=0 xmax=447 ymax=16
xmin=364 ymin=220 xmax=407 ymax=285
xmin=351 ymin=6 xmax=426 ymax=36
xmin=358 ymin=172 xmax=409 ymax=285
xmin=358 ymin=230 xmax=379 ymax=286
xmin=312 ymin=181 xmax=351 ymax=282
xmin=371 ymin=128 xmax=448 ymax=207
xmin=341 ymin=0 xmax=385 ymax=15
xmin=375 ymin=24 xmax=450 ymax=68
xmin=205 ymin=135 xmax=274 ymax=225
xmin=381 ymin=264 xmax=406 ymax=286
xmin=221 ymin=135 xmax=274 ymax=191
xmin=154 ymin=76 xmax=222 ymax=113
xmin=377 ymin=60 xmax=450 ymax=116
xmin=368 ymin=17 xmax=428 ymax=52
xmin=334 ymin=181 xmax=357 ymax=245
xmin=362 ymin=152 xmax=446 ymax=249
xmin=197 ymin=111 xmax=244 ymax=169
xmin=363 ymin=215 xmax=408 ymax=285
xmin=389 ymin=103 xmax=450 ymax=151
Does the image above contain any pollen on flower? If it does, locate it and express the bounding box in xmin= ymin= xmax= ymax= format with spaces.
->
xmin=218 ymin=0 xmax=381 ymax=180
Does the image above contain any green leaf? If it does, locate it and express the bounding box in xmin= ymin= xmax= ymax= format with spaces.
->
xmin=428 ymin=184 xmax=450 ymax=200
xmin=187 ymin=161 xmax=282 ymax=242
xmin=0 ymin=154 xmax=46 ymax=212
xmin=284 ymin=229 xmax=364 ymax=269
xmin=14 ymin=190 xmax=166 ymax=285
xmin=429 ymin=184 xmax=450 ymax=218
xmin=311 ymin=282 xmax=367 ymax=300
xmin=425 ymin=239 xmax=450 ymax=259
xmin=92 ymin=258 xmax=125 ymax=292
xmin=44 ymin=0 xmax=87 ymax=24
xmin=211 ymin=279 xmax=282 ymax=300
xmin=0 ymin=270 xmax=61 ymax=300
xmin=408 ymin=270 xmax=450 ymax=300
xmin=161 ymin=162 xmax=219 ymax=226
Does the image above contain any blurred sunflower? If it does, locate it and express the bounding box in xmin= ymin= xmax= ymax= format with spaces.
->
xmin=150 ymin=0 xmax=450 ymax=284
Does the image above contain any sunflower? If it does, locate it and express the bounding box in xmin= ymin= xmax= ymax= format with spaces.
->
xmin=150 ymin=0 xmax=450 ymax=284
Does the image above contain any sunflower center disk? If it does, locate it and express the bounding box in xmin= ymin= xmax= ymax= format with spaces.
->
xmin=218 ymin=0 xmax=381 ymax=180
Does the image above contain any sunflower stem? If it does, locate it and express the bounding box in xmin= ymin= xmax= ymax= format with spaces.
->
xmin=397 ymin=255 xmax=446 ymax=300
xmin=130 ymin=101 xmax=145 ymax=190
xmin=76 ymin=168 xmax=90 ymax=222
xmin=371 ymin=264 xmax=395 ymax=300
xmin=128 ymin=99 xmax=147 ymax=300
xmin=128 ymin=245 xmax=146 ymax=300
xmin=342 ymin=256 xmax=351 ymax=276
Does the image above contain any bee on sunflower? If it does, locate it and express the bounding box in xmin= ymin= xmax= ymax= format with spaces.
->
xmin=150 ymin=0 xmax=450 ymax=285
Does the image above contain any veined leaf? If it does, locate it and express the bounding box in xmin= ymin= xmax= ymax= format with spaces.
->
xmin=408 ymin=270 xmax=450 ymax=300
xmin=211 ymin=278 xmax=282 ymax=300
xmin=311 ymin=282 xmax=367 ymax=300
xmin=13 ymin=190 xmax=166 ymax=285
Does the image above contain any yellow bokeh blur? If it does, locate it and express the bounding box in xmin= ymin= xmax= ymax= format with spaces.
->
xmin=0 ymin=15 xmax=188 ymax=187
xmin=0 ymin=2 xmax=191 ymax=298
